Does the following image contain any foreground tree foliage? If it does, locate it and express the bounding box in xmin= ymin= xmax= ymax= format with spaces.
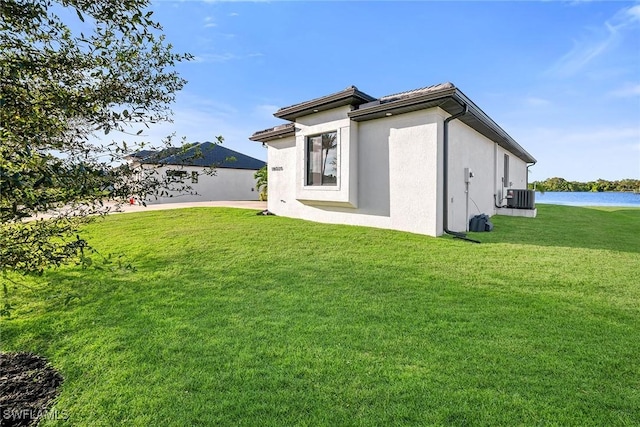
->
xmin=0 ymin=0 xmax=194 ymax=312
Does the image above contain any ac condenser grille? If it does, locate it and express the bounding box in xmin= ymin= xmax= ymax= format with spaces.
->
xmin=506 ymin=189 xmax=535 ymax=209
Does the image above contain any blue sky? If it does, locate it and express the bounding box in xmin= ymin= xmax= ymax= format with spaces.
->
xmin=137 ymin=0 xmax=639 ymax=182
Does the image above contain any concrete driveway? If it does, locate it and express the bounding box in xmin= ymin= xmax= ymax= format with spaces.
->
xmin=26 ymin=201 xmax=267 ymax=221
xmin=114 ymin=200 xmax=267 ymax=214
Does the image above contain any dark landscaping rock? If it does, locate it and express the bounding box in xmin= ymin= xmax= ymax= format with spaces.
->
xmin=0 ymin=353 xmax=64 ymax=427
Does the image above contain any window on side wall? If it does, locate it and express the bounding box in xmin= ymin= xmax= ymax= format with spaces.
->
xmin=503 ymin=154 xmax=510 ymax=187
xmin=191 ymin=171 xmax=199 ymax=184
xmin=166 ymin=170 xmax=187 ymax=181
xmin=306 ymin=131 xmax=338 ymax=186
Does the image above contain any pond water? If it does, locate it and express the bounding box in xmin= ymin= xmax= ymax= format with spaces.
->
xmin=535 ymin=191 xmax=640 ymax=207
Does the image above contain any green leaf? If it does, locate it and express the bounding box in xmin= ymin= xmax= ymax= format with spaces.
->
xmin=0 ymin=0 xmax=193 ymax=281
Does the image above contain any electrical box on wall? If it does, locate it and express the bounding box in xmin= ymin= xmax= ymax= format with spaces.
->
xmin=464 ymin=167 xmax=474 ymax=183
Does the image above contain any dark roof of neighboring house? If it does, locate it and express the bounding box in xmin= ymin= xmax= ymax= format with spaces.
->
xmin=250 ymin=83 xmax=536 ymax=164
xmin=131 ymin=142 xmax=266 ymax=170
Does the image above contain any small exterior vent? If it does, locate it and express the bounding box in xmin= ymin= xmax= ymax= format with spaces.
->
xmin=506 ymin=189 xmax=535 ymax=209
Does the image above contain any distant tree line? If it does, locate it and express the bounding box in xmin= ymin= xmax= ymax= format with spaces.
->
xmin=528 ymin=178 xmax=640 ymax=193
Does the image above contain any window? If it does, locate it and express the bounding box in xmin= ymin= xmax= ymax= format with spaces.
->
xmin=191 ymin=171 xmax=199 ymax=184
xmin=503 ymin=154 xmax=510 ymax=187
xmin=166 ymin=170 xmax=187 ymax=181
xmin=306 ymin=131 xmax=338 ymax=186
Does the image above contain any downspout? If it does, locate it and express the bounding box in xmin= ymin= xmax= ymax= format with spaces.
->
xmin=443 ymin=102 xmax=479 ymax=243
xmin=526 ymin=161 xmax=537 ymax=188
xmin=493 ymin=149 xmax=507 ymax=209
xmin=494 ymin=142 xmax=502 ymax=208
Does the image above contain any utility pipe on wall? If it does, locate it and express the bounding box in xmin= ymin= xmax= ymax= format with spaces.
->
xmin=493 ymin=142 xmax=501 ymax=208
xmin=442 ymin=102 xmax=471 ymax=239
xmin=526 ymin=162 xmax=537 ymax=188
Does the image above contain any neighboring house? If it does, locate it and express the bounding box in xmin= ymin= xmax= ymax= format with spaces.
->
xmin=250 ymin=83 xmax=537 ymax=237
xmin=130 ymin=142 xmax=266 ymax=203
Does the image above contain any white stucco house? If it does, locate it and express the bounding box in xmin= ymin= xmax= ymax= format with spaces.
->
xmin=250 ymin=83 xmax=537 ymax=237
xmin=130 ymin=142 xmax=266 ymax=204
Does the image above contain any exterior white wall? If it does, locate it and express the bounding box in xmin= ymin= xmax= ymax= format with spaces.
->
xmin=143 ymin=165 xmax=260 ymax=204
xmin=386 ymin=111 xmax=441 ymax=236
xmin=265 ymin=106 xmax=530 ymax=237
xmin=294 ymin=106 xmax=357 ymax=207
xmin=447 ymin=120 xmax=496 ymax=232
xmin=266 ymin=108 xmax=442 ymax=236
xmin=447 ymin=120 xmax=529 ymax=231
xmin=494 ymin=144 xmax=529 ymax=207
xmin=508 ymin=151 xmax=528 ymax=189
xmin=267 ymin=137 xmax=297 ymax=213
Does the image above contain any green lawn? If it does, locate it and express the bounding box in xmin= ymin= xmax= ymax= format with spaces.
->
xmin=2 ymin=205 xmax=639 ymax=426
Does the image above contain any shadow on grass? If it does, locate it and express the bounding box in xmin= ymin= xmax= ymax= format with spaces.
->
xmin=475 ymin=204 xmax=640 ymax=254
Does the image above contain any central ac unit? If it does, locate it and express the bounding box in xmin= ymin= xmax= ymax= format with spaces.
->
xmin=506 ymin=189 xmax=535 ymax=209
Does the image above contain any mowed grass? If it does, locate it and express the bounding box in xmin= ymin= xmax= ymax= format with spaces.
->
xmin=2 ymin=205 xmax=639 ymax=426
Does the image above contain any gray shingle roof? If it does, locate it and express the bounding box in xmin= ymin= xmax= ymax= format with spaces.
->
xmin=250 ymin=83 xmax=536 ymax=164
xmin=378 ymin=82 xmax=456 ymax=104
xmin=273 ymin=86 xmax=376 ymax=121
xmin=132 ymin=142 xmax=266 ymax=170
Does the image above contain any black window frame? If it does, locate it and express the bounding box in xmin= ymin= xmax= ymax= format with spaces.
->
xmin=166 ymin=169 xmax=188 ymax=180
xmin=305 ymin=131 xmax=338 ymax=187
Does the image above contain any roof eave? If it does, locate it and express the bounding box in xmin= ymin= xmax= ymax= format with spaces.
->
xmin=349 ymin=89 xmax=536 ymax=164
xmin=250 ymin=126 xmax=295 ymax=143
xmin=454 ymin=90 xmax=537 ymax=163
xmin=348 ymin=87 xmax=458 ymax=121
xmin=274 ymin=87 xmax=376 ymax=121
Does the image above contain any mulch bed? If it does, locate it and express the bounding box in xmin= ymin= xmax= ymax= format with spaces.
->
xmin=0 ymin=353 xmax=64 ymax=427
